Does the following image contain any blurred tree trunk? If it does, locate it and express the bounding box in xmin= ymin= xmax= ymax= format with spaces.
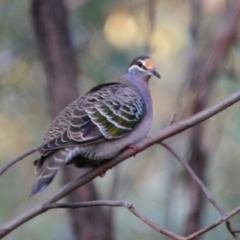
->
xmin=31 ymin=0 xmax=112 ymax=239
xmin=184 ymin=0 xmax=240 ymax=235
xmin=184 ymin=1 xmax=205 ymax=235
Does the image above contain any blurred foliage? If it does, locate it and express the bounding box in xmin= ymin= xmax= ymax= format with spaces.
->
xmin=1 ymin=0 xmax=240 ymax=239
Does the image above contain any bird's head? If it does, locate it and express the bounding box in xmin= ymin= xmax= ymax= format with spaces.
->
xmin=128 ymin=56 xmax=160 ymax=82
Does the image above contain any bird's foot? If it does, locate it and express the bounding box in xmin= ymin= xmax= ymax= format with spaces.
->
xmin=126 ymin=144 xmax=138 ymax=156
xmin=99 ymin=171 xmax=106 ymax=177
xmin=97 ymin=161 xmax=111 ymax=178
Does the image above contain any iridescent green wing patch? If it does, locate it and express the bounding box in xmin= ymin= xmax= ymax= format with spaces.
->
xmin=86 ymin=84 xmax=146 ymax=139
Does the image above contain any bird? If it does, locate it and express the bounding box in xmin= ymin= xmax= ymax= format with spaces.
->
xmin=30 ymin=56 xmax=160 ymax=196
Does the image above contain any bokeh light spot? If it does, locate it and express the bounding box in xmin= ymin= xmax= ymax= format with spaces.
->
xmin=104 ymin=9 xmax=139 ymax=49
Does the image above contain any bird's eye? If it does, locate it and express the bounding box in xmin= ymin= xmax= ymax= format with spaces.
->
xmin=137 ymin=61 xmax=143 ymax=68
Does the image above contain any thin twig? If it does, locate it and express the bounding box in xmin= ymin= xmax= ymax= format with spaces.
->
xmin=160 ymin=142 xmax=225 ymax=214
xmin=1 ymin=89 xmax=240 ymax=238
xmin=168 ymin=113 xmax=176 ymax=126
xmin=45 ymin=200 xmax=185 ymax=240
xmin=44 ymin=200 xmax=240 ymax=240
xmin=160 ymin=142 xmax=237 ymax=237
xmin=185 ymin=206 xmax=240 ymax=240
xmin=0 ymin=145 xmax=41 ymax=177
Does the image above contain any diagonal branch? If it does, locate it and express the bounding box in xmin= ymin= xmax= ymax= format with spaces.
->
xmin=1 ymin=89 xmax=240 ymax=237
xmin=45 ymin=201 xmax=185 ymax=240
xmin=0 ymin=145 xmax=41 ymax=177
xmin=40 ymin=200 xmax=240 ymax=240
xmin=160 ymin=142 xmax=237 ymax=237
xmin=185 ymin=206 xmax=240 ymax=240
xmin=160 ymin=142 xmax=225 ymax=214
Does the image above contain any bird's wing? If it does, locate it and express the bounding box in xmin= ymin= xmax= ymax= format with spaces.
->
xmin=40 ymin=82 xmax=146 ymax=154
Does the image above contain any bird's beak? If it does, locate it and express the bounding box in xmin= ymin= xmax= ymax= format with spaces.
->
xmin=150 ymin=68 xmax=161 ymax=78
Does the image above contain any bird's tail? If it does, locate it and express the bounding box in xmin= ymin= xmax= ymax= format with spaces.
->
xmin=30 ymin=149 xmax=66 ymax=197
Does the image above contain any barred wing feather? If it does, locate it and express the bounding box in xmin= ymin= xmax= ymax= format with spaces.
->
xmin=40 ymin=83 xmax=146 ymax=155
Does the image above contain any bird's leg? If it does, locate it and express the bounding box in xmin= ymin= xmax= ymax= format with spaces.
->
xmin=99 ymin=172 xmax=106 ymax=177
xmin=97 ymin=161 xmax=111 ymax=178
xmin=126 ymin=144 xmax=138 ymax=156
xmin=99 ymin=144 xmax=138 ymax=177
xmin=96 ymin=162 xmax=106 ymax=177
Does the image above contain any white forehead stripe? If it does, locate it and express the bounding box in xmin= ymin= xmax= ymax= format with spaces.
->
xmin=128 ymin=65 xmax=145 ymax=72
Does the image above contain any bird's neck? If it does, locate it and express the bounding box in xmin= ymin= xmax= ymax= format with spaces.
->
xmin=120 ymin=74 xmax=153 ymax=113
xmin=137 ymin=79 xmax=152 ymax=107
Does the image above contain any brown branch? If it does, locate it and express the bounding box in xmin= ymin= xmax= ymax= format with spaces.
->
xmin=168 ymin=113 xmax=177 ymax=126
xmin=160 ymin=142 xmax=225 ymax=214
xmin=44 ymin=200 xmax=185 ymax=240
xmin=160 ymin=142 xmax=237 ymax=237
xmin=42 ymin=200 xmax=240 ymax=240
xmin=0 ymin=145 xmax=41 ymax=177
xmin=1 ymin=89 xmax=240 ymax=238
xmin=45 ymin=200 xmax=126 ymax=209
xmin=164 ymin=141 xmax=239 ymax=237
xmin=185 ymin=206 xmax=240 ymax=240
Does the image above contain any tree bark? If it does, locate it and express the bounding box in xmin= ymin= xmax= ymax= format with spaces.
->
xmin=31 ymin=0 xmax=112 ymax=239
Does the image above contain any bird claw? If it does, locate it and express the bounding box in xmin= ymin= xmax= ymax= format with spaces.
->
xmin=126 ymin=144 xmax=138 ymax=156
xmin=99 ymin=144 xmax=138 ymax=177
xmin=97 ymin=162 xmax=107 ymax=177
xmin=99 ymin=172 xmax=106 ymax=177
